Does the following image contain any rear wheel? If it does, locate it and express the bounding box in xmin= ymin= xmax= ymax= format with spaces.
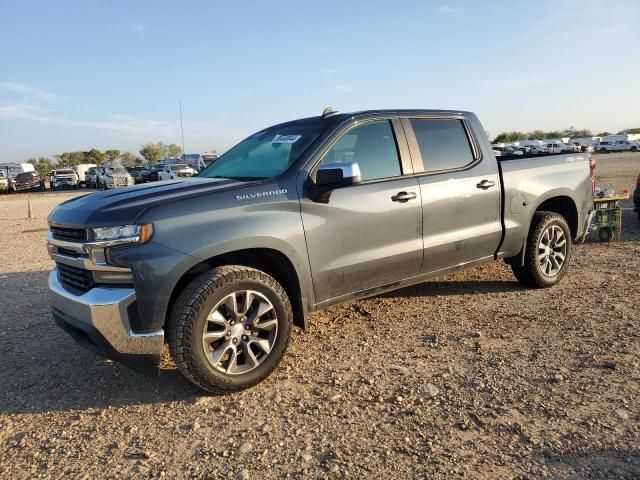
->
xmin=168 ymin=266 xmax=293 ymax=393
xmin=598 ymin=227 xmax=614 ymax=242
xmin=511 ymin=212 xmax=572 ymax=288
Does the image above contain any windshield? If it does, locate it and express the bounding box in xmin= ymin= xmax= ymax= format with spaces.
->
xmin=55 ymin=169 xmax=75 ymax=175
xmin=106 ymin=167 xmax=127 ymax=175
xmin=172 ymin=164 xmax=189 ymax=171
xmin=199 ymin=122 xmax=325 ymax=180
xmin=17 ymin=172 xmax=35 ymax=180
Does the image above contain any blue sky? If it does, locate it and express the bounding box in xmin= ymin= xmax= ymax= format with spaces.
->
xmin=1 ymin=0 xmax=639 ymax=161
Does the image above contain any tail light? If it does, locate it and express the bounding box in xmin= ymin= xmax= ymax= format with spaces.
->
xmin=589 ymin=157 xmax=596 ymax=194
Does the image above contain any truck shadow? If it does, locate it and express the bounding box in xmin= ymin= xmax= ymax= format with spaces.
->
xmin=0 ymin=270 xmax=202 ymax=415
xmin=386 ymin=279 xmax=522 ymax=299
xmin=537 ymin=448 xmax=640 ymax=479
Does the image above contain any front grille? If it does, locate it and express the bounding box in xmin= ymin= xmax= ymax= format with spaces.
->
xmin=51 ymin=226 xmax=88 ymax=242
xmin=57 ymin=263 xmax=94 ymax=292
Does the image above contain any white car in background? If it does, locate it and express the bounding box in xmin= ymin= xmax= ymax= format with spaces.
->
xmin=157 ymin=163 xmax=197 ymax=180
xmin=544 ymin=142 xmax=574 ymax=154
xmin=50 ymin=168 xmax=79 ymax=190
xmin=597 ymin=140 xmax=639 ymax=153
xmin=518 ymin=140 xmax=547 ymax=153
xmin=100 ymin=166 xmax=134 ymax=189
xmin=75 ymin=163 xmax=97 ymax=187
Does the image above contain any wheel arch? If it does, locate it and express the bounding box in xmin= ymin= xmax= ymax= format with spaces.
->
xmin=534 ymin=195 xmax=579 ymax=239
xmin=505 ymin=194 xmax=578 ymax=268
xmin=166 ymin=247 xmax=308 ymax=331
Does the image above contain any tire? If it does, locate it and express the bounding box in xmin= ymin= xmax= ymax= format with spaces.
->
xmin=631 ymin=146 xmax=638 ymax=152
xmin=168 ymin=266 xmax=293 ymax=393
xmin=511 ymin=212 xmax=572 ymax=288
xmin=598 ymin=227 xmax=614 ymax=242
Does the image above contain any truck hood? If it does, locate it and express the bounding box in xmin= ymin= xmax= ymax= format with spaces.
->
xmin=48 ymin=177 xmax=244 ymax=227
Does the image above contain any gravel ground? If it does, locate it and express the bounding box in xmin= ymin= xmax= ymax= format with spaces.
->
xmin=1 ymin=154 xmax=639 ymax=479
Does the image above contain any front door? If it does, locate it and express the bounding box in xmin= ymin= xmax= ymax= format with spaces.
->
xmin=300 ymin=119 xmax=423 ymax=304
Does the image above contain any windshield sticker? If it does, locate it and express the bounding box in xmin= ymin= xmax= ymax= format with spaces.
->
xmin=272 ymin=134 xmax=301 ymax=144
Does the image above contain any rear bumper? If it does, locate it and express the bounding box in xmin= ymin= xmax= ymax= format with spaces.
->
xmin=49 ymin=269 xmax=163 ymax=375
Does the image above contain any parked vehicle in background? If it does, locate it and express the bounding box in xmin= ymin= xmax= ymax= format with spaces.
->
xmin=148 ymin=164 xmax=164 ymax=181
xmin=519 ymin=140 xmax=547 ymax=153
xmin=492 ymin=145 xmax=523 ymax=156
xmin=126 ymin=167 xmax=146 ymax=184
xmin=157 ymin=163 xmax=197 ymax=180
xmin=0 ymin=171 xmax=9 ymax=194
xmin=75 ymin=164 xmax=97 ymax=188
xmin=597 ymin=140 xmax=638 ymax=153
xmin=51 ymin=169 xmax=79 ymax=190
xmin=14 ymin=171 xmax=45 ymax=192
xmin=87 ymin=167 xmax=99 ymax=188
xmin=0 ymin=162 xmax=36 ymax=191
xmin=516 ymin=145 xmax=533 ymax=154
xmin=570 ymin=142 xmax=594 ymax=153
xmin=634 ymin=172 xmax=640 ymax=222
xmin=46 ymin=108 xmax=594 ymax=393
xmin=100 ymin=166 xmax=134 ymax=189
xmin=545 ymin=142 xmax=573 ymax=154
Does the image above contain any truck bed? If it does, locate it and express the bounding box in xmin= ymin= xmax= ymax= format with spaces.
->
xmin=496 ymin=151 xmax=593 ymax=258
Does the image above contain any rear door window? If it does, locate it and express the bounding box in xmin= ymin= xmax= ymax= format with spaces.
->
xmin=409 ymin=119 xmax=475 ymax=172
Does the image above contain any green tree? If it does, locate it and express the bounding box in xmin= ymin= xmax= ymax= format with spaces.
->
xmin=104 ymin=149 xmax=121 ymax=163
xmin=139 ymin=142 xmax=165 ymax=163
xmin=165 ymin=143 xmax=183 ymax=158
xmin=528 ymin=130 xmax=546 ymax=140
xmin=119 ymin=152 xmax=140 ymax=167
xmin=28 ymin=157 xmax=55 ymax=176
xmin=84 ymin=148 xmax=106 ymax=165
xmin=621 ymin=128 xmax=640 ymax=134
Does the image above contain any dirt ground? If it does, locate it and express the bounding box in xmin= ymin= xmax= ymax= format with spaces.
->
xmin=1 ymin=153 xmax=639 ymax=479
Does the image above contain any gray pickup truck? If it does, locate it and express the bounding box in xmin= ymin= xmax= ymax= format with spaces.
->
xmin=47 ymin=109 xmax=594 ymax=392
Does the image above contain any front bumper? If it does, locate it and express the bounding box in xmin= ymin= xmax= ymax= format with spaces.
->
xmin=49 ymin=269 xmax=163 ymax=375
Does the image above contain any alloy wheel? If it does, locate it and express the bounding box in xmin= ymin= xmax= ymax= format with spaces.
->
xmin=537 ymin=225 xmax=567 ymax=277
xmin=202 ymin=290 xmax=278 ymax=375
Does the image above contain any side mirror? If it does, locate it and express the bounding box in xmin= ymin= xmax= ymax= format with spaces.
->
xmin=314 ymin=162 xmax=362 ymax=187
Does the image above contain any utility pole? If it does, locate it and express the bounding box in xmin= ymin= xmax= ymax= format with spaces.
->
xmin=179 ymin=100 xmax=186 ymax=157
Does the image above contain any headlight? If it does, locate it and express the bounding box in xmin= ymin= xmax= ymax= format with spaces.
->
xmin=91 ymin=224 xmax=153 ymax=244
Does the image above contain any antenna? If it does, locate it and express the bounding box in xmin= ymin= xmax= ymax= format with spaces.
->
xmin=322 ymin=106 xmax=339 ymax=118
xmin=179 ymin=100 xmax=186 ymax=157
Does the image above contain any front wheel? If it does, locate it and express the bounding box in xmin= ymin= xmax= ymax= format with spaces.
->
xmin=168 ymin=266 xmax=293 ymax=393
xmin=511 ymin=212 xmax=572 ymax=288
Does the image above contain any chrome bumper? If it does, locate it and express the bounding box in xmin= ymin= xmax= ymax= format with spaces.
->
xmin=49 ymin=269 xmax=163 ymax=374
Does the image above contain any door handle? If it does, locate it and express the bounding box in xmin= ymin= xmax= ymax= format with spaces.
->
xmin=476 ymin=179 xmax=496 ymax=190
xmin=391 ymin=191 xmax=417 ymax=202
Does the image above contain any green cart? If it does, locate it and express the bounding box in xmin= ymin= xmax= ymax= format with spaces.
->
xmin=588 ymin=195 xmax=628 ymax=242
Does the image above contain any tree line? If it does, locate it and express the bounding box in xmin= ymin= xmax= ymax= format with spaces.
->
xmin=492 ymin=127 xmax=640 ymax=144
xmin=26 ymin=142 xmax=183 ymax=176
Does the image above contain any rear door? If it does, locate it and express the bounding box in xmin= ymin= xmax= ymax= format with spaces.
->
xmin=300 ymin=118 xmax=423 ymax=304
xmin=401 ymin=116 xmax=502 ymax=274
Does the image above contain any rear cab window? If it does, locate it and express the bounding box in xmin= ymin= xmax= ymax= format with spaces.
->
xmin=409 ymin=119 xmax=475 ymax=172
